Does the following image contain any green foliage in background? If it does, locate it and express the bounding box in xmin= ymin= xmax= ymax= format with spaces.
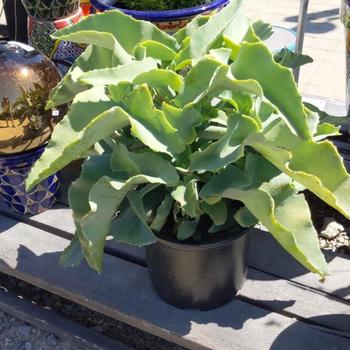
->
xmin=117 ymin=0 xmax=212 ymax=11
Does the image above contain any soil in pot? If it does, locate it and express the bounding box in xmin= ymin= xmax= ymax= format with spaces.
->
xmin=146 ymin=217 xmax=250 ymax=310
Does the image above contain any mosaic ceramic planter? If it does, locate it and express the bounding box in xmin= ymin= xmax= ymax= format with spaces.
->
xmin=21 ymin=0 xmax=80 ymax=21
xmin=0 ymin=41 xmax=65 ymax=214
xmin=90 ymin=0 xmax=229 ymax=33
xmin=0 ymin=145 xmax=60 ymax=215
xmin=80 ymin=0 xmax=93 ymax=15
xmin=28 ymin=8 xmax=85 ymax=75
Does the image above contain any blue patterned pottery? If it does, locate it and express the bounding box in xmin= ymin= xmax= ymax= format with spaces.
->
xmin=0 ymin=145 xmax=60 ymax=215
xmin=90 ymin=0 xmax=229 ymax=33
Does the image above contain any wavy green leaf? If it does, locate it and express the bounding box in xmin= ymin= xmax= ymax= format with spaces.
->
xmin=252 ymin=20 xmax=273 ymax=40
xmin=135 ymin=40 xmax=177 ymax=61
xmin=200 ymin=165 xmax=329 ymax=278
xmin=177 ymin=219 xmax=199 ymax=241
xmin=53 ymin=10 xmax=178 ymax=53
xmin=133 ymin=70 xmax=184 ymax=93
xmin=232 ymin=42 xmax=311 ymax=140
xmin=111 ymin=196 xmax=156 ymax=246
xmin=202 ymin=200 xmax=227 ymax=225
xmin=77 ymin=145 xmax=178 ymax=270
xmin=184 ymin=179 xmax=199 ymax=218
xmin=174 ymin=15 xmax=210 ymax=44
xmin=171 ymin=180 xmax=199 ymax=218
xmin=124 ymin=85 xmax=185 ymax=155
xmin=78 ymin=57 xmax=158 ymax=85
xmin=175 ymin=0 xmax=243 ymax=64
xmin=274 ymin=48 xmax=313 ymax=69
xmin=27 ymin=87 xmax=130 ymax=190
xmin=150 ymin=194 xmax=174 ymax=232
xmin=68 ymin=154 xmax=114 ymax=271
xmin=246 ymin=131 xmax=350 ymax=219
xmin=175 ymin=56 xmax=262 ymax=108
xmin=162 ymin=103 xmax=202 ymax=144
xmin=304 ymin=102 xmax=348 ymax=126
xmin=190 ymin=113 xmax=260 ymax=172
xmin=47 ymin=45 xmax=116 ymax=108
xmin=59 ymin=237 xmax=83 ymax=268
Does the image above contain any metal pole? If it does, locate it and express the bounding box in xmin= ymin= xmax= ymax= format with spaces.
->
xmin=294 ymin=0 xmax=309 ymax=84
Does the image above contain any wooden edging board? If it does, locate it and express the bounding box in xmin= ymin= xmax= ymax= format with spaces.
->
xmin=0 ymin=288 xmax=131 ymax=350
xmin=0 ymin=213 xmax=349 ymax=349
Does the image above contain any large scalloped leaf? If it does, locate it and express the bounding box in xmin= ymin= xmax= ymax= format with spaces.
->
xmin=111 ymin=195 xmax=156 ymax=246
xmin=55 ymin=29 xmax=132 ymax=65
xmin=200 ymin=165 xmax=329 ymax=278
xmin=47 ymin=45 xmax=116 ymax=109
xmin=190 ymin=113 xmax=260 ymax=172
xmin=162 ymin=103 xmax=202 ymax=144
xmin=246 ymin=132 xmax=350 ymax=219
xmin=27 ymin=87 xmax=130 ymax=190
xmin=72 ymin=144 xmax=178 ymax=271
xmin=78 ymin=57 xmax=159 ymax=85
xmin=175 ymin=56 xmax=262 ymax=108
xmin=150 ymin=194 xmax=174 ymax=232
xmin=133 ymin=70 xmax=184 ymax=93
xmin=231 ymin=42 xmax=312 ymax=140
xmin=174 ymin=15 xmax=210 ymax=44
xmin=124 ymin=85 xmax=185 ymax=156
xmin=175 ymin=0 xmax=243 ymax=64
xmin=53 ymin=10 xmax=178 ymax=53
xmin=171 ymin=180 xmax=199 ymax=218
xmin=68 ymin=154 xmax=115 ymax=271
xmin=134 ymin=40 xmax=177 ymax=61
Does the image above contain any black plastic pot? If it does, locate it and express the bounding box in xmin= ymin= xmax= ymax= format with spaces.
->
xmin=145 ymin=230 xmax=250 ymax=310
xmin=3 ymin=0 xmax=28 ymax=42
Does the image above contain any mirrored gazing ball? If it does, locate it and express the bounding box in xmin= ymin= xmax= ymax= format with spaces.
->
xmin=0 ymin=41 xmax=65 ymax=155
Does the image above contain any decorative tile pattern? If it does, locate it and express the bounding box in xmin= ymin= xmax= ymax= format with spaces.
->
xmin=0 ymin=146 xmax=60 ymax=215
xmin=28 ymin=8 xmax=85 ymax=75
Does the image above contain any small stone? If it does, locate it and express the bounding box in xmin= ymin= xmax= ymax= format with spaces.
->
xmin=24 ymin=342 xmax=33 ymax=350
xmin=17 ymin=325 xmax=32 ymax=337
xmin=320 ymin=218 xmax=344 ymax=240
xmin=47 ymin=334 xmax=58 ymax=346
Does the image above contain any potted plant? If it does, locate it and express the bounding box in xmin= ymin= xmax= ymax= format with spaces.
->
xmin=27 ymin=0 xmax=350 ymax=310
xmin=90 ymin=0 xmax=229 ymax=33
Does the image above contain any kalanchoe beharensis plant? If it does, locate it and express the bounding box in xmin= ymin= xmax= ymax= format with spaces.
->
xmin=27 ymin=0 xmax=350 ymax=278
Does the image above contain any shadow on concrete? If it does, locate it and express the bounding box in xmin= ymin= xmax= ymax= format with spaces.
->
xmin=285 ymin=8 xmax=340 ymax=35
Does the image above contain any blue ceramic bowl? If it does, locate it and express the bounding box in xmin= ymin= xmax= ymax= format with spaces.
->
xmin=90 ymin=0 xmax=229 ymax=32
xmin=0 ymin=145 xmax=60 ymax=215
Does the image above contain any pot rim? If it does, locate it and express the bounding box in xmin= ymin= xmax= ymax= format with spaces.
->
xmin=153 ymin=228 xmax=248 ymax=251
xmin=0 ymin=144 xmax=46 ymax=165
xmin=90 ymin=0 xmax=229 ymax=21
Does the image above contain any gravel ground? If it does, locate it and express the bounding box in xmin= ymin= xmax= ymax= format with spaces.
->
xmin=0 ymin=274 xmax=185 ymax=350
xmin=306 ymin=191 xmax=350 ymax=255
xmin=0 ymin=310 xmax=81 ymax=350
